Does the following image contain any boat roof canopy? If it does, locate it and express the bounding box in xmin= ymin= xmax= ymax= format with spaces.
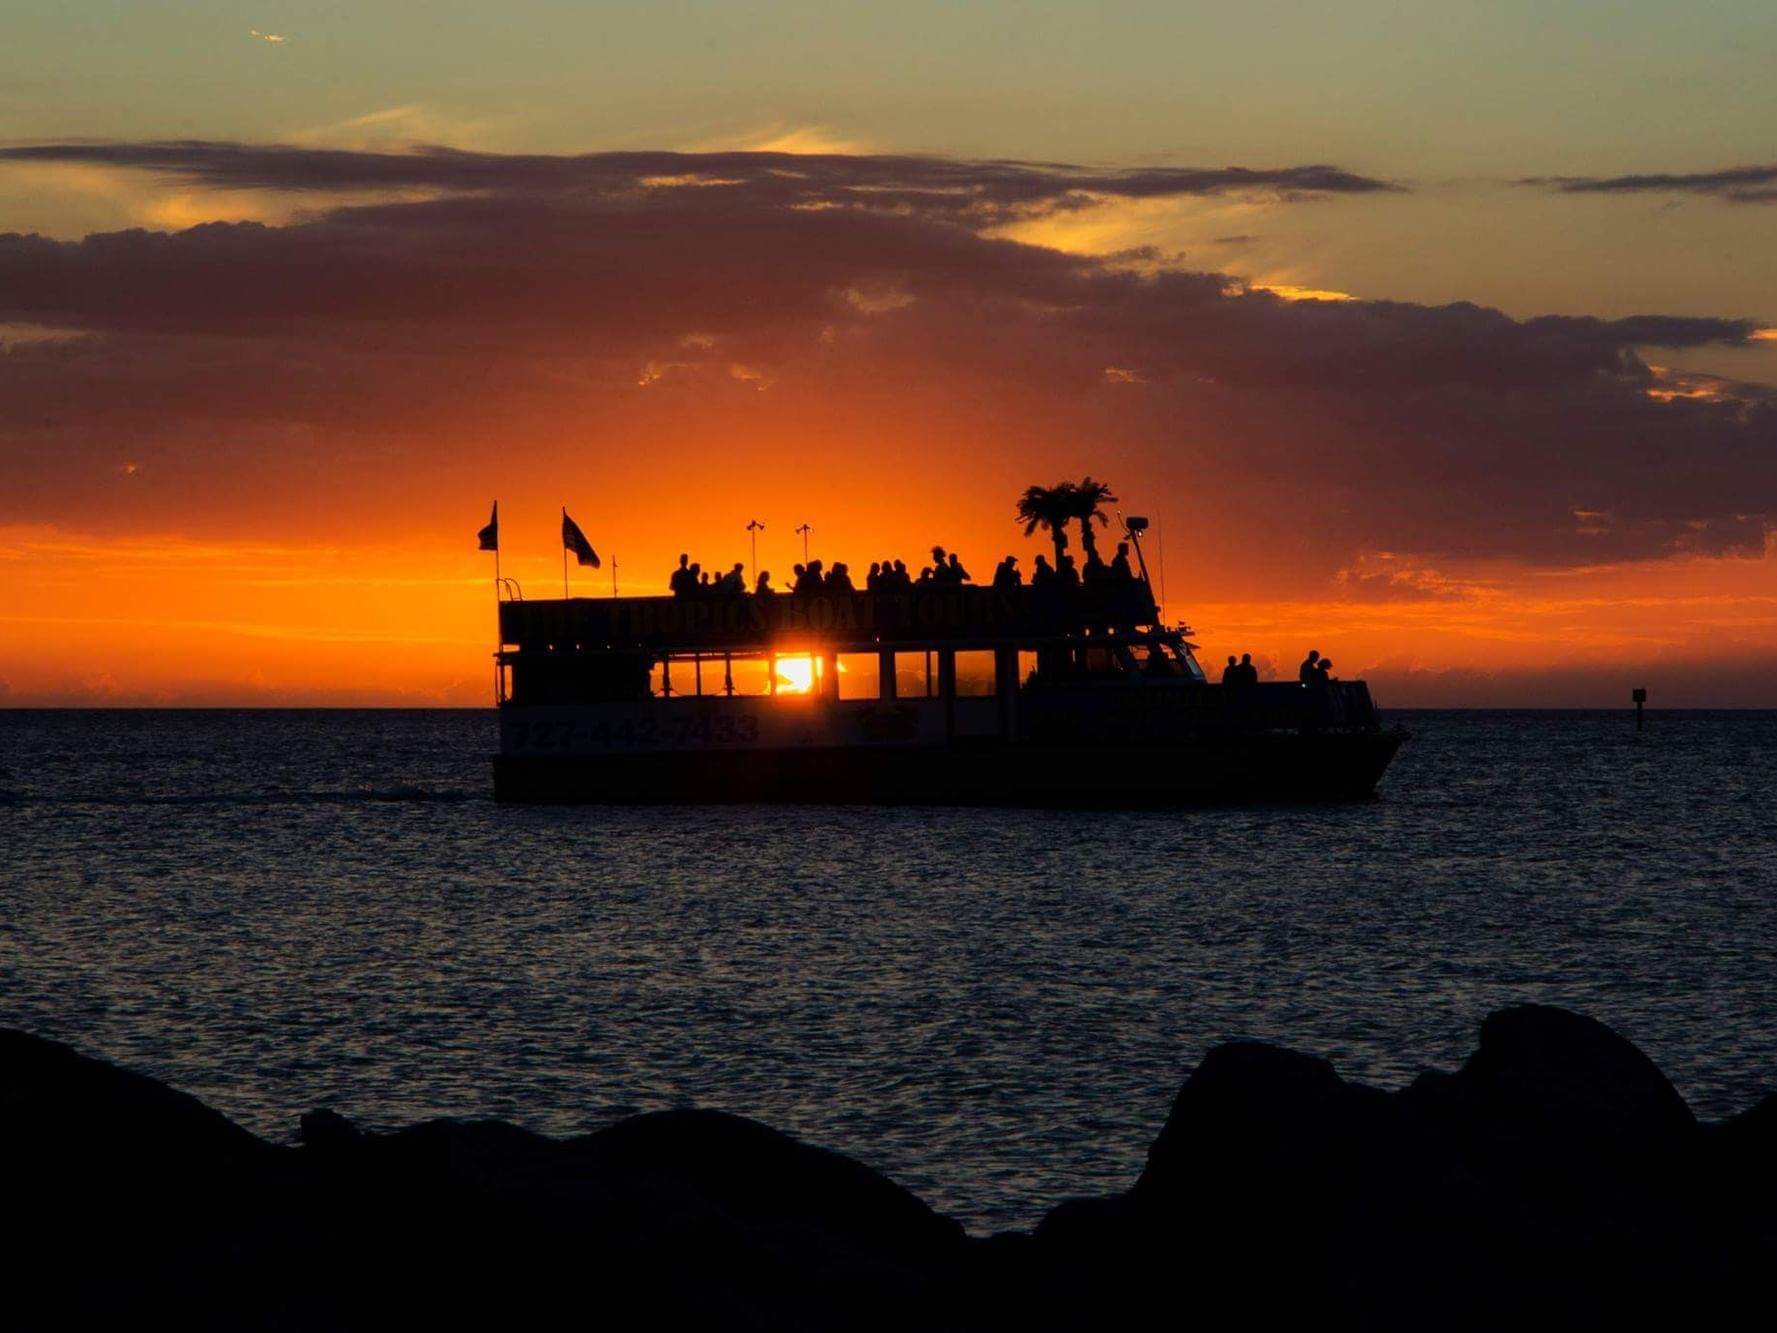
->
xmin=500 ymin=583 xmax=1163 ymax=654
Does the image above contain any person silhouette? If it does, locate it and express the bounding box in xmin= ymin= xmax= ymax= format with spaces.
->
xmin=1057 ymin=554 xmax=1080 ymax=586
xmin=1238 ymin=652 xmax=1258 ymax=685
xmin=1110 ymin=541 xmax=1133 ymax=580
xmin=1222 ymin=655 xmax=1240 ymax=684
xmin=947 ymin=552 xmax=971 ymax=584
xmin=754 ymin=570 xmax=774 ymax=595
xmin=826 ymin=561 xmax=855 ymax=593
xmin=892 ymin=559 xmax=911 ymax=589
xmin=1299 ymin=649 xmax=1321 ymax=684
xmin=1031 ymin=554 xmax=1056 ymax=587
xmin=670 ymin=553 xmax=692 ymax=596
xmin=866 ymin=561 xmax=882 ymax=592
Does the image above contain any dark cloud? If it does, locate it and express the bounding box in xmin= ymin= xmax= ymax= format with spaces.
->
xmin=0 ymin=142 xmax=1399 ymax=219
xmin=1526 ymin=163 xmax=1777 ymax=204
xmin=1 ymin=142 xmax=1773 ymax=569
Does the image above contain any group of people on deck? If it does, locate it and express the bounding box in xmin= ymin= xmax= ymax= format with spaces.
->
xmin=668 ymin=556 xmax=749 ymax=596
xmin=1219 ymin=649 xmax=1340 ymax=686
xmin=668 ymin=542 xmax=1142 ymax=598
xmin=1017 ymin=541 xmax=1139 ymax=590
xmin=1299 ymin=649 xmax=1338 ymax=685
xmin=1220 ymin=654 xmax=1260 ymax=685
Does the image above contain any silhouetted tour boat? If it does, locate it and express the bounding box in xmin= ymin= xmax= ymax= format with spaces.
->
xmin=490 ymin=521 xmax=1404 ymax=804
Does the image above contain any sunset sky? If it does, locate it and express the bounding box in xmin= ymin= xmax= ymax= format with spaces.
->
xmin=4 ymin=2 xmax=1776 ymax=705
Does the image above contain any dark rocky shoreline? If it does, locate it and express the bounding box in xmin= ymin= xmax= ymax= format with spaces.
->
xmin=8 ymin=1005 xmax=1773 ymax=1330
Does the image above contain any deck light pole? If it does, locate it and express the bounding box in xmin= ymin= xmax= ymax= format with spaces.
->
xmin=1120 ymin=514 xmax=1153 ymax=585
xmin=795 ymin=522 xmax=813 ymax=562
xmin=747 ymin=519 xmax=766 ymax=584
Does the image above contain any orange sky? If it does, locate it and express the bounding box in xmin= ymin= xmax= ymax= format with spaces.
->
xmin=5 ymin=509 xmax=1774 ymax=707
xmin=2 ymin=141 xmax=1776 ymax=706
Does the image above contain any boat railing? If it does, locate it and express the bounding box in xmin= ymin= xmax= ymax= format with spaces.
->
xmin=1222 ymin=680 xmax=1378 ymax=732
xmin=498 ymin=582 xmax=1163 ymax=655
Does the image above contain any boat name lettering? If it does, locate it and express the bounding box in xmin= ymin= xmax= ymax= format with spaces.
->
xmin=504 ymin=589 xmax=1041 ymax=647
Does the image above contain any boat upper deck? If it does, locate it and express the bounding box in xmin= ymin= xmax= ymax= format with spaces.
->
xmin=499 ymin=581 xmax=1165 ymax=654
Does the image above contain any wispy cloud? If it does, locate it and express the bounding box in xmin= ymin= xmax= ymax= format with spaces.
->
xmin=684 ymin=123 xmax=873 ymax=156
xmin=287 ymin=105 xmax=498 ymax=152
xmin=0 ymin=321 xmax=83 ymax=349
xmin=1526 ymin=162 xmax=1777 ymax=204
xmin=0 ymin=141 xmax=1399 ymax=210
xmin=1248 ymin=282 xmax=1355 ymax=303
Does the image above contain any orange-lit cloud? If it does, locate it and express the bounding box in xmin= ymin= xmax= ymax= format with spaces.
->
xmin=1249 ymin=283 xmax=1355 ymax=302
xmin=0 ymin=321 xmax=82 ymax=348
xmin=684 ymin=123 xmax=873 ymax=156
xmin=1 ymin=142 xmax=1774 ymax=704
xmin=1643 ymin=365 xmax=1735 ymax=402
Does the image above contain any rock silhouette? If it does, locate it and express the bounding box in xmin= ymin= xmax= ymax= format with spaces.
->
xmin=5 ymin=1006 xmax=1772 ymax=1330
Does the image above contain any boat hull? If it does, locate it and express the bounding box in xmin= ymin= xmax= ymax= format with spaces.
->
xmin=491 ymin=730 xmax=1406 ymax=806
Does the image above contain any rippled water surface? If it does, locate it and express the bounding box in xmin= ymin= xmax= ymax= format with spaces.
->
xmin=3 ymin=708 xmax=1774 ymax=1231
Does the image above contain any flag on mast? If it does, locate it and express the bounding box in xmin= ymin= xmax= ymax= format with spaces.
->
xmin=476 ymin=502 xmax=499 ymax=551
xmin=562 ymin=509 xmax=600 ymax=567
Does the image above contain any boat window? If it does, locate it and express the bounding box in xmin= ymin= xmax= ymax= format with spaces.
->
xmin=720 ymin=655 xmax=767 ymax=696
xmin=836 ymin=653 xmax=880 ymax=700
xmin=894 ymin=651 xmax=936 ymax=699
xmin=647 ymin=653 xmax=780 ymax=697
xmin=1018 ymin=650 xmax=1038 ymax=687
xmin=953 ymin=650 xmax=997 ymax=698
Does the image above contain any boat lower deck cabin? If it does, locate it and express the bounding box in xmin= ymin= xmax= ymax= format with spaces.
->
xmin=492 ymin=582 xmax=1403 ymax=804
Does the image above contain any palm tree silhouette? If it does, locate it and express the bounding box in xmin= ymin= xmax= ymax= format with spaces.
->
xmin=1067 ymin=476 xmax=1118 ymax=557
xmin=1016 ymin=482 xmax=1077 ymax=564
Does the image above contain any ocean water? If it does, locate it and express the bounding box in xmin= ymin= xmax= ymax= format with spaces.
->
xmin=2 ymin=708 xmax=1774 ymax=1233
